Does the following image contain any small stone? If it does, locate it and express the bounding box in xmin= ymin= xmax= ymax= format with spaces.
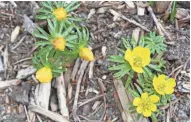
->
xmin=102 ymin=75 xmax=107 ymax=80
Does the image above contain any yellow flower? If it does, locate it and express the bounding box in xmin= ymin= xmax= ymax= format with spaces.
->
xmin=36 ymin=67 xmax=53 ymax=83
xmin=124 ymin=46 xmax=151 ymax=73
xmin=153 ymin=74 xmax=176 ymax=95
xmin=133 ymin=92 xmax=159 ymax=117
xmin=79 ymin=48 xmax=94 ymax=61
xmin=53 ymin=8 xmax=67 ymax=21
xmin=52 ymin=37 xmax=66 ymax=51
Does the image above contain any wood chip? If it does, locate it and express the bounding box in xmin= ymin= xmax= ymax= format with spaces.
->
xmin=16 ymin=66 xmax=36 ymax=79
xmin=125 ymin=1 xmax=135 ymax=8
xmin=11 ymin=26 xmax=20 ymax=43
xmin=137 ymin=7 xmax=145 ymax=16
xmin=28 ymin=104 xmax=69 ymax=122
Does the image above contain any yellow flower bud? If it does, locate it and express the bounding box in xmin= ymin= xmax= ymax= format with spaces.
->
xmin=53 ymin=8 xmax=67 ymax=21
xmin=52 ymin=37 xmax=66 ymax=51
xmin=36 ymin=67 xmax=53 ymax=83
xmin=79 ymin=48 xmax=94 ymax=61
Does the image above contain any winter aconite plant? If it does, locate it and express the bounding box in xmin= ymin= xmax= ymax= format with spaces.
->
xmin=109 ymin=32 xmax=176 ymax=121
xmin=32 ymin=1 xmax=94 ymax=83
xmin=36 ymin=1 xmax=82 ymax=23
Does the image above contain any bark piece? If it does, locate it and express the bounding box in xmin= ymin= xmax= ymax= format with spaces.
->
xmin=56 ymin=73 xmax=69 ymax=118
xmin=35 ymin=82 xmax=51 ymax=110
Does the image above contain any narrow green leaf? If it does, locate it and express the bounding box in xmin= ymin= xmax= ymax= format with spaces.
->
xmin=170 ymin=1 xmax=177 ymax=23
xmin=108 ymin=55 xmax=125 ymax=63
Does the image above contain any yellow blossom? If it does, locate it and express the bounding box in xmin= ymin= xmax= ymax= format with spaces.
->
xmin=153 ymin=74 xmax=176 ymax=95
xmin=52 ymin=37 xmax=66 ymax=51
xmin=124 ymin=46 xmax=151 ymax=73
xmin=36 ymin=67 xmax=53 ymax=83
xmin=53 ymin=8 xmax=67 ymax=21
xmin=133 ymin=92 xmax=159 ymax=117
xmin=79 ymin=47 xmax=94 ymax=61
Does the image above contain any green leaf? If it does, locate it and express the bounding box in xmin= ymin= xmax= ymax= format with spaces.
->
xmin=63 ymin=25 xmax=74 ymax=37
xmin=41 ymin=1 xmax=54 ymax=11
xmin=108 ymin=64 xmax=129 ymax=71
xmin=151 ymin=113 xmax=158 ymax=122
xmin=32 ymin=31 xmax=49 ymax=40
xmin=36 ymin=26 xmax=50 ymax=38
xmin=114 ymin=66 xmax=130 ymax=78
xmin=65 ymin=1 xmax=80 ymax=12
xmin=134 ymin=83 xmax=143 ymax=94
xmin=136 ymin=114 xmax=141 ymax=121
xmin=170 ymin=1 xmax=177 ymax=23
xmin=108 ymin=55 xmax=125 ymax=63
xmin=38 ymin=8 xmax=52 ymax=14
xmin=142 ymin=32 xmax=167 ymax=54
xmin=36 ymin=14 xmax=54 ymax=20
xmin=125 ymin=72 xmax=134 ymax=88
xmin=148 ymin=64 xmax=162 ymax=72
xmin=66 ymin=35 xmax=78 ymax=42
xmin=35 ymin=41 xmax=52 ymax=47
xmin=47 ymin=19 xmax=55 ymax=33
xmin=127 ymin=87 xmax=140 ymax=97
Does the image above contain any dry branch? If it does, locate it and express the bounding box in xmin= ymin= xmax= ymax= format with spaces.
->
xmin=148 ymin=6 xmax=172 ymax=41
xmin=56 ymin=73 xmax=69 ymax=118
xmin=109 ymin=9 xmax=150 ymax=32
xmin=73 ymin=60 xmax=89 ymax=122
xmin=0 ymin=79 xmax=21 ymax=89
xmin=28 ymin=104 xmax=70 ymax=122
xmin=71 ymin=58 xmax=80 ymax=81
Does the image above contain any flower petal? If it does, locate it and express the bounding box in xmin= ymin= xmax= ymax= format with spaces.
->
xmin=133 ymin=46 xmax=144 ymax=54
xmin=124 ymin=49 xmax=133 ymax=64
xmin=133 ymin=97 xmax=141 ymax=106
xmin=143 ymin=110 xmax=152 ymax=117
xmin=132 ymin=65 xmax=143 ymax=73
xmin=158 ymin=74 xmax=166 ymax=81
xmin=149 ymin=95 xmax=160 ymax=103
xmin=79 ymin=48 xmax=94 ymax=61
xmin=142 ymin=48 xmax=151 ymax=66
xmin=141 ymin=92 xmax=149 ymax=99
xmin=166 ymin=78 xmax=176 ymax=88
xmin=150 ymin=104 xmax=157 ymax=112
xmin=165 ymin=87 xmax=174 ymax=94
xmin=153 ymin=76 xmax=158 ymax=87
xmin=136 ymin=106 xmax=143 ymax=114
xmin=36 ymin=67 xmax=52 ymax=83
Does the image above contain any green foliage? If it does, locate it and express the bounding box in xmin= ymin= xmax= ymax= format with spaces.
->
xmin=32 ymin=45 xmax=66 ymax=77
xmin=109 ymin=32 xmax=166 ymax=88
xmin=32 ymin=1 xmax=91 ymax=79
xmin=36 ymin=1 xmax=82 ymax=23
xmin=139 ymin=32 xmax=167 ymax=54
xmin=138 ymin=73 xmax=173 ymax=106
xmin=109 ymin=32 xmax=171 ymax=121
xmin=170 ymin=1 xmax=177 ymax=23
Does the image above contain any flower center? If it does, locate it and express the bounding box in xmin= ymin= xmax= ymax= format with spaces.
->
xmin=133 ymin=56 xmax=143 ymax=67
xmin=53 ymin=8 xmax=67 ymax=21
xmin=140 ymin=99 xmax=151 ymax=111
xmin=156 ymin=82 xmax=166 ymax=92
